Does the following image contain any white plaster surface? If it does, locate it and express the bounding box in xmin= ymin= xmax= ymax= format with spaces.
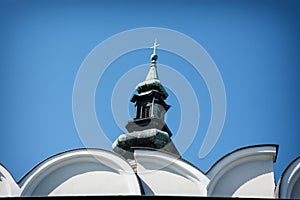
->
xmin=2 ymin=145 xmax=300 ymax=198
xmin=207 ymin=146 xmax=277 ymax=198
xmin=135 ymin=149 xmax=209 ymax=196
xmin=276 ymin=157 xmax=300 ymax=198
xmin=0 ymin=164 xmax=20 ymax=197
xmin=19 ymin=149 xmax=140 ymax=196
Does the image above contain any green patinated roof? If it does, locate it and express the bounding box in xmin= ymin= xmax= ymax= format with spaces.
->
xmin=145 ymin=61 xmax=159 ymax=80
xmin=135 ymin=61 xmax=168 ymax=99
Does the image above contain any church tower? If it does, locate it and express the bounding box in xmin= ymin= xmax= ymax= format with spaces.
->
xmin=112 ymin=40 xmax=180 ymax=165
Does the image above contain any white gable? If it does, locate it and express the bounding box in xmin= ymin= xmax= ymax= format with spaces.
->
xmin=0 ymin=164 xmax=20 ymax=197
xmin=134 ymin=149 xmax=209 ymax=196
xmin=276 ymin=156 xmax=300 ymax=199
xmin=206 ymin=145 xmax=277 ymax=198
xmin=19 ymin=149 xmax=141 ymax=196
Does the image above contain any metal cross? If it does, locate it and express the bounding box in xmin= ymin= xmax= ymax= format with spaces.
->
xmin=150 ymin=38 xmax=160 ymax=55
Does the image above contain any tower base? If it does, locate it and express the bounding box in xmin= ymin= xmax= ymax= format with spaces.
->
xmin=112 ymin=128 xmax=180 ymax=165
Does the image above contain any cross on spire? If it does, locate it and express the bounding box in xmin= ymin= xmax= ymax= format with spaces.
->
xmin=150 ymin=38 xmax=160 ymax=55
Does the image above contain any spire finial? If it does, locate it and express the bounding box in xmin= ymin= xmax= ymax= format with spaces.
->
xmin=150 ymin=38 xmax=160 ymax=61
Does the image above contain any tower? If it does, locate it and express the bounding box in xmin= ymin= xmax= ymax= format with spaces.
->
xmin=112 ymin=40 xmax=180 ymax=165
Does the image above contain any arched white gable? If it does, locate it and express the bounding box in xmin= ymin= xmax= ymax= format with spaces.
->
xmin=276 ymin=156 xmax=300 ymax=199
xmin=0 ymin=164 xmax=20 ymax=197
xmin=206 ymin=145 xmax=277 ymax=198
xmin=19 ymin=148 xmax=141 ymax=196
xmin=134 ymin=149 xmax=209 ymax=196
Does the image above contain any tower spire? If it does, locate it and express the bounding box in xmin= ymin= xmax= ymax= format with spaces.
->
xmin=136 ymin=39 xmax=168 ymax=99
xmin=112 ymin=40 xmax=180 ymax=166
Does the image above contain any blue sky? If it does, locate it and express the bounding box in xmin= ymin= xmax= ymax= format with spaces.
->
xmin=1 ymin=0 xmax=300 ymax=182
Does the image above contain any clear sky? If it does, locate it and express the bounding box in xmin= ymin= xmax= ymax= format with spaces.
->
xmin=1 ymin=0 xmax=300 ymax=183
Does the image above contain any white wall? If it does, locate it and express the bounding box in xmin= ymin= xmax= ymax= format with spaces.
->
xmin=134 ymin=149 xmax=209 ymax=196
xmin=0 ymin=164 xmax=20 ymax=197
xmin=276 ymin=156 xmax=300 ymax=199
xmin=20 ymin=149 xmax=141 ymax=196
xmin=207 ymin=145 xmax=277 ymax=198
xmin=1 ymin=145 xmax=288 ymax=198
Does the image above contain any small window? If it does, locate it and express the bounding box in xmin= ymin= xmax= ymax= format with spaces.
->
xmin=135 ymin=106 xmax=141 ymax=119
xmin=142 ymin=106 xmax=151 ymax=118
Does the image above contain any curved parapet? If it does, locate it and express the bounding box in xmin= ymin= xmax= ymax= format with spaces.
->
xmin=0 ymin=164 xmax=20 ymax=197
xmin=19 ymin=148 xmax=141 ymax=196
xmin=276 ymin=156 xmax=300 ymax=199
xmin=134 ymin=149 xmax=209 ymax=196
xmin=206 ymin=145 xmax=278 ymax=198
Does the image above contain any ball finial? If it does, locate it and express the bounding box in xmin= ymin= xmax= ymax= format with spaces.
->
xmin=151 ymin=53 xmax=158 ymax=61
xmin=150 ymin=39 xmax=159 ymax=62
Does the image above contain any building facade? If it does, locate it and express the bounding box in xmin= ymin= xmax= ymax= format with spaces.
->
xmin=1 ymin=44 xmax=299 ymax=198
